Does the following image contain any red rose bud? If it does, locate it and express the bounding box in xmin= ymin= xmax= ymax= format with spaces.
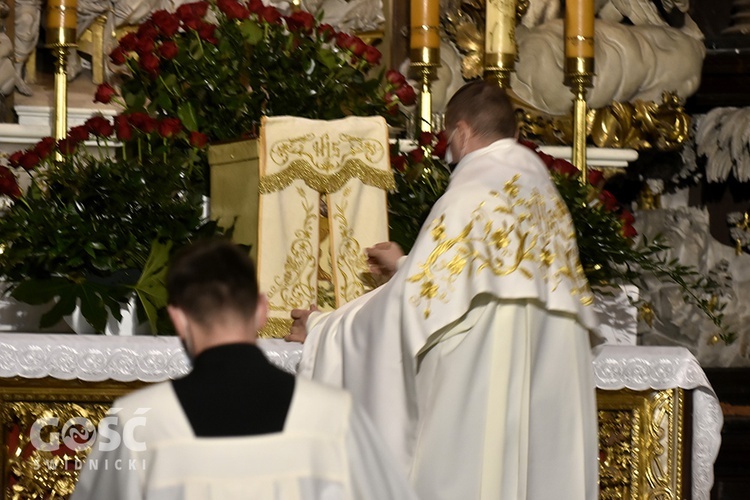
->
xmin=151 ymin=10 xmax=180 ymax=37
xmin=349 ymin=37 xmax=367 ymax=57
xmin=94 ymin=82 xmax=116 ymax=104
xmin=114 ymin=115 xmax=133 ymax=141
xmin=247 ymin=0 xmax=264 ymax=13
xmin=189 ymin=131 xmax=208 ymax=148
xmin=317 ymin=23 xmax=336 ymax=41
xmin=19 ymin=151 xmax=41 ymax=170
xmin=109 ymin=47 xmax=127 ymax=65
xmin=391 ymin=155 xmax=407 ymax=172
xmin=136 ymin=36 xmax=155 ymax=55
xmin=0 ymin=166 xmax=20 ymax=199
xmin=395 ymin=84 xmax=416 ymax=106
xmin=433 ymin=135 xmax=448 ymax=159
xmin=409 ymin=147 xmax=425 ymax=164
xmin=288 ymin=10 xmax=315 ymax=33
xmin=128 ymin=112 xmax=157 ymax=133
xmin=158 ymin=117 xmax=183 ymax=138
xmin=587 ymin=168 xmax=604 ymax=187
xmin=621 ymin=223 xmax=637 ymax=238
xmin=385 ymin=69 xmax=406 ymax=88
xmin=418 ymin=131 xmax=433 ymax=146
xmin=598 ymin=190 xmax=619 ymax=211
xmin=8 ymin=150 xmax=24 ymax=169
xmin=550 ymin=158 xmax=579 ymax=177
xmin=261 ymin=5 xmax=282 ymax=24
xmin=336 ymin=32 xmax=352 ymax=49
xmin=57 ymin=139 xmax=78 ymax=156
xmin=139 ymin=52 xmax=161 ymax=75
xmin=197 ymin=22 xmax=217 ymax=44
xmin=158 ymin=40 xmax=179 ymax=60
xmin=137 ymin=20 xmax=159 ymax=39
xmin=118 ymin=32 xmax=138 ymax=52
xmin=33 ymin=137 xmax=56 ymax=159
xmin=363 ymin=45 xmax=381 ymax=65
xmin=68 ymin=125 xmax=90 ymax=142
xmin=218 ymin=0 xmax=249 ymax=20
xmin=177 ymin=1 xmax=208 ymax=21
xmin=85 ymin=116 xmax=114 ymax=137
xmin=619 ymin=209 xmax=635 ymax=225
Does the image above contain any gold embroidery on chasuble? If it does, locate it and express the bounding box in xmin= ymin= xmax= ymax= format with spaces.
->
xmin=407 ymin=175 xmax=593 ymax=319
xmin=257 ymin=117 xmax=393 ymax=337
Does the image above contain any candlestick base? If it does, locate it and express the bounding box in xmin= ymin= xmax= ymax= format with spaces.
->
xmin=484 ymin=52 xmax=515 ymax=90
xmin=51 ymin=44 xmax=72 ymax=142
xmin=410 ymin=48 xmax=441 ymax=135
xmin=564 ymin=57 xmax=594 ymax=181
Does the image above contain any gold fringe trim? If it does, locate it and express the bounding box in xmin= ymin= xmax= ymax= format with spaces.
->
xmin=258 ymin=317 xmax=293 ymax=339
xmin=260 ymin=159 xmax=395 ymax=194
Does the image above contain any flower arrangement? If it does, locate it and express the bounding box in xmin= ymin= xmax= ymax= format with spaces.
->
xmin=101 ymin=0 xmax=415 ymax=143
xmin=387 ymin=136 xmax=735 ymax=344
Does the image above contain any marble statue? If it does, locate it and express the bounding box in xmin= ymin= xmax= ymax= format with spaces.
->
xmin=13 ymin=0 xmax=40 ymax=96
xmin=301 ymin=0 xmax=384 ymax=32
xmin=0 ymin=1 xmax=14 ymax=97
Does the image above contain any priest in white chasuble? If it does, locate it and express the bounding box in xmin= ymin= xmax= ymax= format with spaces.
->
xmin=71 ymin=239 xmax=416 ymax=500
xmin=289 ymin=81 xmax=600 ymax=500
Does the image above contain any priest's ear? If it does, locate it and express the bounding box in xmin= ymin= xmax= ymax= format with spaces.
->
xmin=254 ymin=293 xmax=268 ymax=332
xmin=168 ymin=305 xmax=189 ymax=340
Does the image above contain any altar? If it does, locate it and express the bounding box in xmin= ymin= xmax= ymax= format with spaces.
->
xmin=0 ymin=333 xmax=722 ymax=500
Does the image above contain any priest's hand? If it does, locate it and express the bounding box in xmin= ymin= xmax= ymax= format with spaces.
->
xmin=285 ymin=305 xmax=318 ymax=343
xmin=366 ymin=242 xmax=404 ymax=284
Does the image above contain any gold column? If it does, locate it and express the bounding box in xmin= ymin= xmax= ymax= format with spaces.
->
xmin=46 ymin=0 xmax=78 ymax=141
xmin=484 ymin=0 xmax=517 ymax=89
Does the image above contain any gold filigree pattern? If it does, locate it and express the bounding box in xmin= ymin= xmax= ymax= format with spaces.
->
xmin=259 ymin=159 xmax=395 ymax=194
xmin=332 ymin=188 xmax=370 ymax=304
xmin=258 ymin=317 xmax=294 ymax=339
xmin=407 ymin=175 xmax=592 ymax=318
xmin=265 ymin=187 xmax=317 ymax=313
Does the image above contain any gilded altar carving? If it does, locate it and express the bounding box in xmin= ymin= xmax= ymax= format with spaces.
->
xmin=597 ymin=388 xmax=687 ymax=500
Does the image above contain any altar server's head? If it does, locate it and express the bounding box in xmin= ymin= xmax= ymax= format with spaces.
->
xmin=166 ymin=239 xmax=268 ymax=357
xmin=444 ymin=81 xmax=517 ymax=164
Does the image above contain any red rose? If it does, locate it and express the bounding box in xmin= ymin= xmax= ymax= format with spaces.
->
xmin=0 ymin=166 xmax=20 ymax=199
xmin=621 ymin=223 xmax=637 ymax=238
xmin=349 ymin=37 xmax=367 ymax=57
xmin=137 ymin=21 xmax=159 ymax=39
xmin=287 ymin=10 xmax=315 ymax=33
xmin=128 ymin=112 xmax=157 ymax=133
xmin=395 ymin=84 xmax=416 ymax=106
xmin=68 ymin=125 xmax=90 ymax=142
xmin=619 ymin=209 xmax=635 ymax=225
xmin=433 ymin=134 xmax=448 ymax=159
xmin=85 ymin=115 xmax=114 ymax=137
xmin=182 ymin=16 xmax=202 ymax=30
xmin=550 ymin=158 xmax=579 ymax=177
xmin=217 ymin=0 xmax=249 ymax=20
xmin=94 ymin=82 xmax=116 ymax=104
xmin=151 ymin=10 xmax=180 ymax=37
xmin=189 ymin=131 xmax=208 ymax=148
xmin=317 ymin=23 xmax=336 ymax=41
xmin=19 ymin=150 xmax=41 ymax=170
xmin=260 ymin=5 xmax=281 ymax=24
xmin=158 ymin=41 xmax=179 ymax=60
xmin=57 ymin=138 xmax=78 ymax=156
xmin=118 ymin=32 xmax=138 ymax=52
xmin=109 ymin=47 xmax=127 ymax=65
xmin=598 ymin=190 xmax=619 ymax=211
xmin=139 ymin=52 xmax=160 ymax=75
xmin=197 ymin=22 xmax=217 ymax=44
xmin=136 ymin=36 xmax=155 ymax=55
xmin=385 ymin=69 xmax=406 ymax=88
xmin=409 ymin=147 xmax=424 ymax=164
xmin=33 ymin=137 xmax=56 ymax=159
xmin=157 ymin=117 xmax=183 ymax=138
xmin=114 ymin=115 xmax=133 ymax=141
xmin=587 ymin=168 xmax=604 ymax=187
xmin=336 ymin=32 xmax=352 ymax=50
xmin=384 ymin=92 xmax=399 ymax=115
xmin=177 ymin=1 xmax=208 ymax=21
xmin=8 ymin=150 xmax=23 ymax=169
xmin=247 ymin=0 xmax=264 ymax=13
xmin=418 ymin=132 xmax=433 ymax=146
xmin=363 ymin=45 xmax=381 ymax=65
xmin=391 ymin=155 xmax=406 ymax=172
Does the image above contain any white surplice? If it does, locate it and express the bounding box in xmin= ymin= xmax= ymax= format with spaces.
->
xmin=71 ymin=378 xmax=417 ymax=500
xmin=299 ymin=139 xmax=600 ymax=499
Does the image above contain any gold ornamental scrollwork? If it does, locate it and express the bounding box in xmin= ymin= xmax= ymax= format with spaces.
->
xmin=516 ymin=92 xmax=690 ymax=151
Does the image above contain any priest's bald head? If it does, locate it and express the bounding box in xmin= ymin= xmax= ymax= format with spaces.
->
xmin=444 ymin=81 xmax=517 ymax=165
xmin=166 ymin=239 xmax=268 ymax=357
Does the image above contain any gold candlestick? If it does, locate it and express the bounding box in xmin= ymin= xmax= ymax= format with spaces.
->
xmin=410 ymin=47 xmax=440 ymax=134
xmin=565 ymin=57 xmax=593 ymax=182
xmin=484 ymin=0 xmax=517 ymax=89
xmin=46 ymin=0 xmax=77 ymax=141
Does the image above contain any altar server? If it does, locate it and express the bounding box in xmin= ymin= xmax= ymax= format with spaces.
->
xmin=72 ymin=239 xmax=416 ymax=500
xmin=288 ymin=81 xmax=600 ymax=500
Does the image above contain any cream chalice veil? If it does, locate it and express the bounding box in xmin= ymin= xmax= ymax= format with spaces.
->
xmin=299 ymin=139 xmax=601 ymax=500
xmin=257 ymin=116 xmax=393 ymax=338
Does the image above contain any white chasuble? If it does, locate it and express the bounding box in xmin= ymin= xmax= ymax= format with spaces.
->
xmin=257 ymin=116 xmax=392 ymax=338
xmin=299 ymin=139 xmax=600 ymax=500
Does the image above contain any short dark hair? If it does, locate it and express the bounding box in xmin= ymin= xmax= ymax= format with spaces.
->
xmin=445 ymin=81 xmax=517 ymax=140
xmin=167 ymin=239 xmax=258 ymax=326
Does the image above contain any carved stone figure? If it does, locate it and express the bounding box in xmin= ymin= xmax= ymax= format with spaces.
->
xmin=13 ymin=0 xmax=41 ymax=96
xmin=0 ymin=1 xmax=15 ymax=98
xmin=302 ymin=0 xmax=384 ymax=32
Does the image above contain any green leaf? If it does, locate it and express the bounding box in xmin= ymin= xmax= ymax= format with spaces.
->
xmin=39 ymin=292 xmax=77 ymax=329
xmin=177 ymin=102 xmax=199 ymax=131
xmin=239 ymin=20 xmax=264 ymax=45
xmin=124 ymin=91 xmax=146 ymax=110
xmin=133 ymin=240 xmax=172 ymax=334
xmin=11 ymin=278 xmax=75 ymax=305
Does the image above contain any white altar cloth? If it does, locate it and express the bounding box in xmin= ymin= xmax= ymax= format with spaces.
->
xmin=0 ymin=335 xmax=721 ymax=499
